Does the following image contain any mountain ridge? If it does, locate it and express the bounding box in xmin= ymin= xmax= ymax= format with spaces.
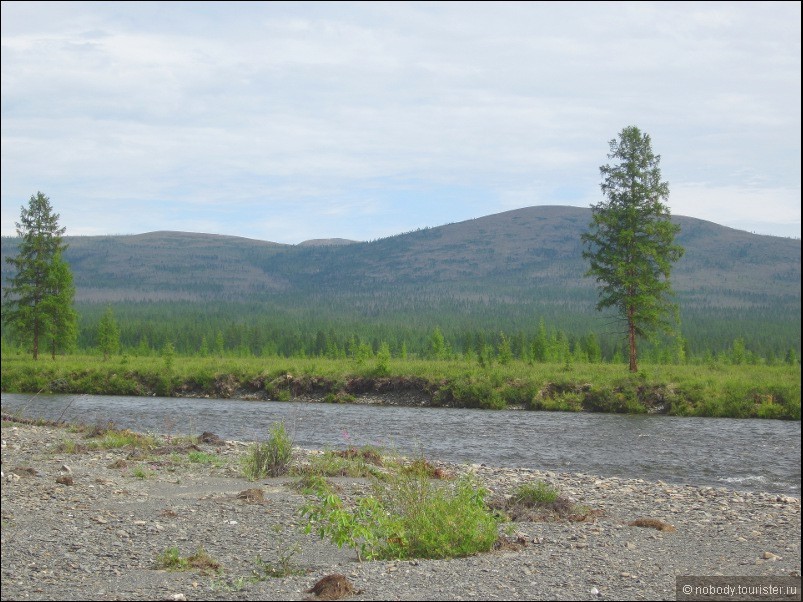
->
xmin=2 ymin=205 xmax=799 ymax=305
xmin=1 ymin=205 xmax=799 ymax=357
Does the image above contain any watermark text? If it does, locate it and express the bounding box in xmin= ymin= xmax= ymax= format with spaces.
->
xmin=677 ymin=576 xmax=801 ymax=601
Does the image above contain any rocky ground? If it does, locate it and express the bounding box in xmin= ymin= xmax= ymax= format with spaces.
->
xmin=1 ymin=420 xmax=800 ymax=601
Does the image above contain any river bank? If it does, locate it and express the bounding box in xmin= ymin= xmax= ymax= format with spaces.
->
xmin=2 ymin=354 xmax=800 ymax=419
xmin=1 ymin=419 xmax=800 ymax=601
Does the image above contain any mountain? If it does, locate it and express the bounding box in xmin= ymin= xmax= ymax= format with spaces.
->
xmin=1 ymin=206 xmax=800 ymax=354
xmin=297 ymin=238 xmax=358 ymax=247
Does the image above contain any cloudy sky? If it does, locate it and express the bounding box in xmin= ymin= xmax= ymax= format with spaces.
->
xmin=1 ymin=1 xmax=800 ymax=243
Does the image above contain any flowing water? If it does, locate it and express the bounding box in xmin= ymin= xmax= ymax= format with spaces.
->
xmin=2 ymin=392 xmax=799 ymax=495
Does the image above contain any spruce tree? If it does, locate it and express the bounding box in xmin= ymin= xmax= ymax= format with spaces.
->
xmin=44 ymin=251 xmax=78 ymax=359
xmin=3 ymin=192 xmax=74 ymax=359
xmin=98 ymin=306 xmax=121 ymax=360
xmin=582 ymin=127 xmax=684 ymax=372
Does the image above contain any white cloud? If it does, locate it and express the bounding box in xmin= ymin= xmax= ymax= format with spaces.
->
xmin=1 ymin=1 xmax=800 ymax=241
xmin=671 ymin=183 xmax=801 ymax=237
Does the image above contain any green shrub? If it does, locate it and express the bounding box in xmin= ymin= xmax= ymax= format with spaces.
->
xmin=273 ymin=389 xmax=292 ymax=402
xmin=530 ymin=392 xmax=584 ymax=412
xmin=241 ymin=421 xmax=293 ymax=480
xmin=301 ymin=472 xmax=499 ymax=561
xmin=377 ymin=474 xmax=499 ymax=559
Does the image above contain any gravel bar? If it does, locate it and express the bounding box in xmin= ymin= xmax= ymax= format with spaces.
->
xmin=1 ymin=421 xmax=800 ymax=601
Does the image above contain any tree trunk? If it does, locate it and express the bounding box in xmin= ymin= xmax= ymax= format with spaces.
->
xmin=33 ymin=317 xmax=39 ymax=361
xmin=628 ymin=306 xmax=638 ymax=372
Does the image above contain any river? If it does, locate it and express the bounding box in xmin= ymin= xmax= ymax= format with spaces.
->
xmin=2 ymin=392 xmax=800 ymax=496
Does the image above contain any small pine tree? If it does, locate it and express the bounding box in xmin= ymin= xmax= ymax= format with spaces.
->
xmin=44 ymin=251 xmax=78 ymax=359
xmin=98 ymin=306 xmax=120 ymax=360
xmin=497 ymin=332 xmax=513 ymax=365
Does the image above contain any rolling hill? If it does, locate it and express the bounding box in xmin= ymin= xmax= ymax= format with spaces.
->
xmin=1 ymin=206 xmax=800 ymax=356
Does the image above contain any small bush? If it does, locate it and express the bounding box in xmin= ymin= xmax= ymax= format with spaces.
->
xmin=186 ymin=547 xmax=221 ymax=573
xmin=84 ymin=418 xmax=118 ymax=438
xmin=378 ymin=474 xmax=499 ymax=559
xmin=241 ymin=421 xmax=293 ymax=480
xmin=301 ymin=472 xmax=499 ymax=561
xmin=251 ymin=525 xmax=305 ymax=578
xmin=324 ymin=391 xmax=355 ymax=404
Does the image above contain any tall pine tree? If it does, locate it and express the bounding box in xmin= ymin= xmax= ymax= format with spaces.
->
xmin=582 ymin=127 xmax=684 ymax=372
xmin=3 ymin=192 xmax=75 ymax=360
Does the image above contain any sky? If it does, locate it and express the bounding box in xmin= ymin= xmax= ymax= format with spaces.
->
xmin=1 ymin=1 xmax=800 ymax=243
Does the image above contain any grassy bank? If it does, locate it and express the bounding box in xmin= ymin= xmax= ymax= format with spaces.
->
xmin=1 ymin=353 xmax=799 ymax=420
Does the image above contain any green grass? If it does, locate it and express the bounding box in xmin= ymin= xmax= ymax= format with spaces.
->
xmin=131 ymin=465 xmax=154 ymax=480
xmin=240 ymin=421 xmax=294 ymax=480
xmin=187 ymin=450 xmax=224 ymax=467
xmin=492 ymin=480 xmax=600 ymax=522
xmin=155 ymin=546 xmax=220 ymax=574
xmin=292 ymin=473 xmax=335 ymax=496
xmin=511 ymin=481 xmax=560 ymax=506
xmin=155 ymin=546 xmax=186 ymax=570
xmin=87 ymin=429 xmax=159 ymax=450
xmin=2 ymin=354 xmax=799 ymax=419
xmin=296 ymin=448 xmax=385 ymax=478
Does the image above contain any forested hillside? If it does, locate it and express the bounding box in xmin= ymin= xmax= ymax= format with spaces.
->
xmin=1 ymin=206 xmax=800 ymax=361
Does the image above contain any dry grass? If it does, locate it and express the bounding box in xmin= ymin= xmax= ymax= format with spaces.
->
xmin=628 ymin=518 xmax=677 ymax=532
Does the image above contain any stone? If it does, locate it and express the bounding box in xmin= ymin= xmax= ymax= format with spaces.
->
xmin=307 ymin=574 xmax=356 ymax=599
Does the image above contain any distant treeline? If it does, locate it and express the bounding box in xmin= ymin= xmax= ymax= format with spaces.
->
xmin=3 ymin=300 xmax=796 ymax=366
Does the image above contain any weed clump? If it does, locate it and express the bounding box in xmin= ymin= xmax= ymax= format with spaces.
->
xmin=292 ymin=473 xmax=336 ymax=496
xmin=332 ymin=445 xmax=383 ymax=466
xmin=400 ymin=457 xmax=451 ymax=479
xmin=155 ymin=546 xmax=220 ymax=574
xmin=298 ymin=448 xmax=383 ymax=478
xmin=511 ymin=481 xmax=561 ymax=506
xmin=241 ymin=421 xmax=293 ymax=480
xmin=493 ymin=480 xmax=600 ymax=522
